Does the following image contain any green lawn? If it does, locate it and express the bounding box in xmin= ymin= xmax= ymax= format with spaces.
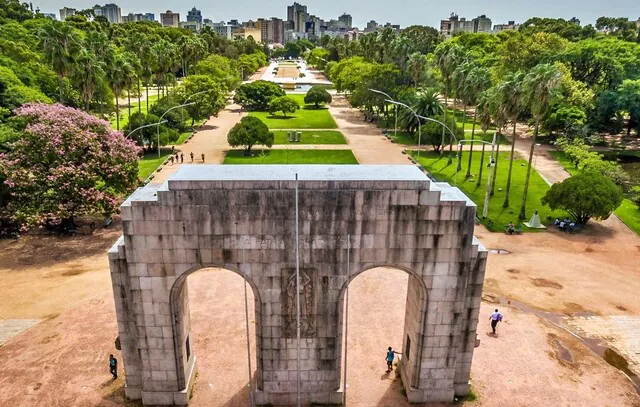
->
xmin=549 ymin=150 xmax=640 ymax=234
xmin=412 ymin=150 xmax=565 ymax=232
xmin=223 ymin=149 xmax=358 ymax=164
xmin=138 ymin=150 xmax=171 ymax=180
xmin=110 ymin=94 xmax=160 ymax=130
xmin=388 ymin=130 xmax=508 ymax=146
xmin=249 ymin=94 xmax=337 ymax=129
xmin=273 ymin=130 xmax=346 ymax=144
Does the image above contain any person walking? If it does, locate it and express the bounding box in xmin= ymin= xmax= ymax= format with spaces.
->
xmin=109 ymin=354 xmax=118 ymax=379
xmin=201 ymin=153 xmax=205 ymax=163
xmin=385 ymin=347 xmax=399 ymax=372
xmin=180 ymin=153 xmax=184 ymax=163
xmin=169 ymin=155 xmax=174 ymax=165
xmin=489 ymin=309 xmax=503 ymax=335
xmin=190 ymin=152 xmax=194 ymax=163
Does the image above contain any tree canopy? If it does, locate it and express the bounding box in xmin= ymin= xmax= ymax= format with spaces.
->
xmin=234 ymin=80 xmax=286 ymax=111
xmin=304 ymin=86 xmax=332 ymax=108
xmin=541 ymin=172 xmax=624 ymax=224
xmin=227 ymin=116 xmax=274 ymax=154
xmin=0 ymin=103 xmax=139 ymax=227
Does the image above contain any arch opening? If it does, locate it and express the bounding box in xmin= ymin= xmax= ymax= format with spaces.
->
xmin=169 ymin=265 xmax=263 ymax=405
xmin=335 ymin=265 xmax=428 ymax=404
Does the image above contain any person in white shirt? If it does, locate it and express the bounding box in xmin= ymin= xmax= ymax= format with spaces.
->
xmin=489 ymin=309 xmax=503 ymax=335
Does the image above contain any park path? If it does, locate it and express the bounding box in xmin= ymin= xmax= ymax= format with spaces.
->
xmin=328 ymin=96 xmax=409 ymax=164
xmin=152 ymin=104 xmax=246 ymax=183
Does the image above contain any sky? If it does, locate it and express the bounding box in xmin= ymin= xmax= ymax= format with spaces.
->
xmin=33 ymin=0 xmax=640 ymax=29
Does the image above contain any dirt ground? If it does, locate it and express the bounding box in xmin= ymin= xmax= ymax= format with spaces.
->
xmin=1 ymin=87 xmax=639 ymax=406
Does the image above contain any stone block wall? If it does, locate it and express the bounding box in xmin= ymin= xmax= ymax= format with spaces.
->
xmin=108 ymin=165 xmax=487 ymax=405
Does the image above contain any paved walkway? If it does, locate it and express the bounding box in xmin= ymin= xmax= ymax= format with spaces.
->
xmin=566 ymin=316 xmax=640 ymax=378
xmin=328 ymin=96 xmax=408 ymax=164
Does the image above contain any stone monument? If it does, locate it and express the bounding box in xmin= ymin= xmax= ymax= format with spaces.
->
xmin=108 ymin=165 xmax=487 ymax=405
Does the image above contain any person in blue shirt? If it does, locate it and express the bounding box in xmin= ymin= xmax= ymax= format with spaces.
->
xmin=109 ymin=354 xmax=118 ymax=379
xmin=385 ymin=347 xmax=400 ymax=372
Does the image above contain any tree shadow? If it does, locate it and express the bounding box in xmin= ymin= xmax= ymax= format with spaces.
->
xmin=0 ymin=218 xmax=124 ymax=270
xmin=198 ymin=124 xmax=219 ymax=131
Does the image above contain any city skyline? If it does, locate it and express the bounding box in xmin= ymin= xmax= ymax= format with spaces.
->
xmin=34 ymin=0 xmax=640 ymax=29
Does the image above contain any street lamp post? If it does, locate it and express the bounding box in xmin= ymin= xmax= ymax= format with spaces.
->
xmin=125 ymin=120 xmax=167 ymax=140
xmin=386 ymin=99 xmax=421 ymax=158
xmin=157 ymin=102 xmax=195 ymax=158
xmin=458 ymin=133 xmax=497 ymax=218
xmin=368 ymin=89 xmax=396 ymax=140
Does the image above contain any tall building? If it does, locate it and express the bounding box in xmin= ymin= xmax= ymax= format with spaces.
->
xmin=180 ymin=21 xmax=201 ymax=32
xmin=144 ymin=13 xmax=155 ymax=21
xmin=160 ymin=10 xmax=180 ymax=27
xmin=440 ymin=13 xmax=492 ymax=37
xmin=338 ymin=13 xmax=352 ymax=29
xmin=492 ymin=20 xmax=519 ymax=33
xmin=42 ymin=13 xmax=57 ymax=20
xmin=268 ymin=18 xmax=285 ymax=44
xmin=287 ymin=2 xmax=308 ymax=32
xmin=100 ymin=4 xmax=121 ymax=24
xmin=59 ymin=7 xmax=76 ymax=21
xmin=473 ymin=15 xmax=492 ymax=33
xmin=365 ymin=20 xmax=379 ymax=32
xmin=186 ymin=7 xmax=202 ymax=24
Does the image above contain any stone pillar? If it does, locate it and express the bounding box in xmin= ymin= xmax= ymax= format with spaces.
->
xmin=109 ymin=238 xmax=143 ymax=400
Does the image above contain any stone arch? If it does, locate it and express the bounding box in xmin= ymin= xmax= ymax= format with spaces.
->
xmin=169 ymin=263 xmax=264 ymax=391
xmin=334 ymin=264 xmax=429 ymax=391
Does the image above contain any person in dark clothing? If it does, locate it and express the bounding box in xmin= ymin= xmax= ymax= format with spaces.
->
xmin=190 ymin=152 xmax=194 ymax=163
xmin=201 ymin=153 xmax=205 ymax=163
xmin=109 ymin=354 xmax=118 ymax=379
xmin=180 ymin=153 xmax=184 ymax=163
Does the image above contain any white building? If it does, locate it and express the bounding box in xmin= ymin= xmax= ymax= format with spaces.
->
xmin=59 ymin=7 xmax=76 ymax=21
xmin=180 ymin=21 xmax=201 ymax=32
xmin=100 ymin=3 xmax=122 ymax=24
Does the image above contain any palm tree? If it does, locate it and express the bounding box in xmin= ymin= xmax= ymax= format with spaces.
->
xmin=123 ymin=52 xmax=140 ymax=119
xmin=453 ymin=60 xmax=476 ymax=171
xmin=519 ymin=63 xmax=563 ymax=220
xmin=500 ymin=71 xmax=526 ymax=208
xmin=178 ymin=36 xmax=195 ymax=77
xmin=151 ymin=41 xmax=172 ymax=97
xmin=38 ymin=21 xmax=81 ymax=102
xmin=464 ymin=66 xmax=492 ymax=178
xmin=489 ymin=90 xmax=508 ymax=197
xmin=476 ymin=88 xmax=495 ymax=186
xmin=435 ymin=44 xmax=466 ymax=161
xmin=401 ymin=89 xmax=443 ymax=135
xmin=105 ymin=52 xmax=130 ymax=130
xmin=72 ymin=49 xmax=104 ymax=111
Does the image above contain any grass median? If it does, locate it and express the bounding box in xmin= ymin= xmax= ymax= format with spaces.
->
xmin=223 ymin=149 xmax=358 ymax=164
xmin=412 ymin=150 xmax=564 ymax=232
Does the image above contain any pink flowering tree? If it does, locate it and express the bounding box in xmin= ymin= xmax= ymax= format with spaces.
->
xmin=0 ymin=103 xmax=140 ymax=229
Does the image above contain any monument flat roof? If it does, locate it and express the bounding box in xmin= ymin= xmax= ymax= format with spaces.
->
xmin=169 ymin=165 xmax=429 ymax=182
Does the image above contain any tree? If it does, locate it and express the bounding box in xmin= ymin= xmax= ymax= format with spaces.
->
xmin=418 ymin=114 xmax=462 ymax=153
xmin=234 ymin=80 xmax=285 ymax=111
xmin=268 ymin=96 xmax=300 ymax=118
xmin=464 ymin=66 xmax=492 ymax=178
xmin=105 ymin=51 xmax=131 ymax=130
xmin=304 ymin=86 xmax=332 ymax=108
xmin=71 ymin=49 xmax=105 ymax=111
xmin=227 ymin=116 xmax=274 ymax=155
xmin=284 ymin=42 xmax=301 ymax=58
xmin=179 ymin=75 xmax=226 ymax=127
xmin=618 ymin=79 xmax=640 ymax=135
xmin=541 ymin=173 xmax=623 ymax=225
xmin=500 ymin=71 xmax=525 ymax=207
xmin=0 ymin=103 xmax=139 ymax=229
xmin=519 ymin=63 xmax=563 ymax=219
xmin=400 ymin=89 xmax=443 ymax=135
xmin=38 ymin=20 xmax=81 ymax=101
